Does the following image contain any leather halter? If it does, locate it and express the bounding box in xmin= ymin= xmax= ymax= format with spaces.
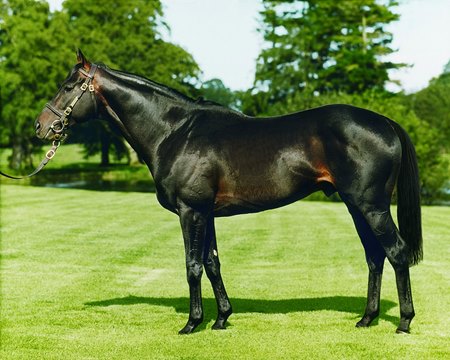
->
xmin=0 ymin=64 xmax=98 ymax=180
xmin=44 ymin=64 xmax=98 ymax=141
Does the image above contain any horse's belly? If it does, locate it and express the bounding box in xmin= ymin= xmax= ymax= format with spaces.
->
xmin=213 ymin=144 xmax=335 ymax=216
xmin=213 ymin=179 xmax=318 ymax=217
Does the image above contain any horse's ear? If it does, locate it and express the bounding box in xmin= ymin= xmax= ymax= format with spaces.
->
xmin=76 ymin=49 xmax=90 ymax=69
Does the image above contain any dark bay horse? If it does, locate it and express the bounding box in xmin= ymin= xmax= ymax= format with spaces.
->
xmin=35 ymin=51 xmax=422 ymax=334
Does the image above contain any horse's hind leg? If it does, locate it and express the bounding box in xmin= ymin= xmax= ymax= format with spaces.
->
xmin=203 ymin=216 xmax=232 ymax=330
xmin=344 ymin=202 xmax=386 ymax=328
xmin=353 ymin=200 xmax=415 ymax=333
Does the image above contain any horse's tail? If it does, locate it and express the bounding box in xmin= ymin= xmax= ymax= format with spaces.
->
xmin=390 ymin=120 xmax=423 ymax=266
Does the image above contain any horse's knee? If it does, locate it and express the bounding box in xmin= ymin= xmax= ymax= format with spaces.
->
xmin=367 ymin=256 xmax=385 ymax=273
xmin=186 ymin=260 xmax=203 ymax=285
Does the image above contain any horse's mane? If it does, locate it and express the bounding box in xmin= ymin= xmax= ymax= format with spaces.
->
xmin=98 ymin=64 xmax=226 ymax=110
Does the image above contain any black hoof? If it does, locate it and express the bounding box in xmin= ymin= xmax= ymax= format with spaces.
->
xmin=178 ymin=320 xmax=202 ymax=335
xmin=395 ymin=327 xmax=410 ymax=334
xmin=212 ymin=319 xmax=227 ymax=330
xmin=356 ymin=315 xmax=375 ymax=328
xmin=356 ymin=320 xmax=369 ymax=328
xmin=396 ymin=317 xmax=412 ymax=334
xmin=211 ymin=310 xmax=232 ymax=330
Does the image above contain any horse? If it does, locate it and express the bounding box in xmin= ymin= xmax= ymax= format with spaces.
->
xmin=35 ymin=50 xmax=422 ymax=334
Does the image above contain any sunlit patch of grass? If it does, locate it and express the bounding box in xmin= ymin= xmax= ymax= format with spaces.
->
xmin=1 ymin=185 xmax=449 ymax=359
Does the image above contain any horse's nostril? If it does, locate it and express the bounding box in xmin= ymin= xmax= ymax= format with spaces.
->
xmin=35 ymin=121 xmax=41 ymax=131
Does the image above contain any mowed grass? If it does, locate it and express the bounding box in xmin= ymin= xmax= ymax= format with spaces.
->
xmin=1 ymin=185 xmax=449 ymax=359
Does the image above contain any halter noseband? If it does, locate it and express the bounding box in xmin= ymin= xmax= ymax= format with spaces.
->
xmin=45 ymin=63 xmax=98 ymax=141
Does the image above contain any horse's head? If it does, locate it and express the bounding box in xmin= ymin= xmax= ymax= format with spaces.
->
xmin=35 ymin=50 xmax=99 ymax=141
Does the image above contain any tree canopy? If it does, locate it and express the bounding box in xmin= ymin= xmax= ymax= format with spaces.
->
xmin=0 ymin=0 xmax=72 ymax=169
xmin=0 ymin=0 xmax=201 ymax=168
xmin=411 ymin=65 xmax=450 ymax=150
xmin=255 ymin=0 xmax=404 ymax=102
xmin=63 ymin=0 xmax=200 ymax=96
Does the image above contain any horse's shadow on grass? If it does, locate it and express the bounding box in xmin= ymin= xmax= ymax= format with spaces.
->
xmin=85 ymin=295 xmax=398 ymax=328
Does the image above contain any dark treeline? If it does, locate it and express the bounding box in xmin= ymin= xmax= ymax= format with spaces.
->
xmin=0 ymin=0 xmax=448 ymax=203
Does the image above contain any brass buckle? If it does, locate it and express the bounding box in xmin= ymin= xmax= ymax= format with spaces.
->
xmin=46 ymin=149 xmax=56 ymax=160
xmin=89 ymin=84 xmax=95 ymax=92
xmin=80 ymin=83 xmax=88 ymax=91
xmin=64 ymin=107 xmax=72 ymax=116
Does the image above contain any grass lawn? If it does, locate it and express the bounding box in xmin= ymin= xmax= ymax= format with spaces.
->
xmin=1 ymin=185 xmax=449 ymax=359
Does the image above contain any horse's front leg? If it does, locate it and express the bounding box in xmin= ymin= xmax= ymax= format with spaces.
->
xmin=178 ymin=202 xmax=208 ymax=334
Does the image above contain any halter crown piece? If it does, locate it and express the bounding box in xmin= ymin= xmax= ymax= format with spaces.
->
xmin=0 ymin=64 xmax=98 ymax=180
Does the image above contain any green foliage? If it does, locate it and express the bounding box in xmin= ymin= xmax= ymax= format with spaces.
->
xmin=63 ymin=0 xmax=200 ymax=96
xmin=255 ymin=0 xmax=404 ymax=101
xmin=2 ymin=185 xmax=450 ymax=358
xmin=408 ymin=66 xmax=450 ymax=203
xmin=411 ymin=70 xmax=450 ymax=150
xmin=0 ymin=0 xmax=73 ymax=169
xmin=0 ymin=0 xmax=202 ymax=169
xmin=200 ymin=78 xmax=239 ymax=108
xmin=61 ymin=0 xmax=201 ymax=165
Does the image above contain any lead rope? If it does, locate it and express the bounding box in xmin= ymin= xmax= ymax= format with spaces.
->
xmin=0 ymin=139 xmax=61 ymax=180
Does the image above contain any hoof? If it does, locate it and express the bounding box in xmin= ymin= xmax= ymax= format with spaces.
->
xmin=211 ymin=310 xmax=232 ymax=330
xmin=356 ymin=315 xmax=374 ymax=328
xmin=211 ymin=320 xmax=227 ymax=330
xmin=178 ymin=325 xmax=195 ymax=335
xmin=356 ymin=321 xmax=369 ymax=328
xmin=178 ymin=320 xmax=202 ymax=335
xmin=396 ymin=317 xmax=412 ymax=334
xmin=395 ymin=327 xmax=410 ymax=334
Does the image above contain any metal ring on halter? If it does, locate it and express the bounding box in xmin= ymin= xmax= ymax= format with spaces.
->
xmin=50 ymin=119 xmax=65 ymax=134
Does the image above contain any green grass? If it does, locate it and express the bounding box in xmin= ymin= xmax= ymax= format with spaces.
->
xmin=0 ymin=144 xmax=151 ymax=188
xmin=1 ymin=185 xmax=449 ymax=359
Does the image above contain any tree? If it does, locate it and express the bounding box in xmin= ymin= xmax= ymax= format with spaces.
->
xmin=0 ymin=0 xmax=72 ymax=169
xmin=200 ymin=78 xmax=238 ymax=109
xmin=255 ymin=0 xmax=404 ymax=103
xmin=59 ymin=0 xmax=201 ymax=165
xmin=443 ymin=59 xmax=450 ymax=75
xmin=63 ymin=0 xmax=200 ymax=96
xmin=411 ymin=63 xmax=450 ymax=150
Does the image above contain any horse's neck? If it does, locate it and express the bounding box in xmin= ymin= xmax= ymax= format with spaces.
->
xmin=98 ymin=72 xmax=189 ymax=175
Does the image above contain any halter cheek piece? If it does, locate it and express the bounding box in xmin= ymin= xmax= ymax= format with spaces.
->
xmin=0 ymin=64 xmax=98 ymax=179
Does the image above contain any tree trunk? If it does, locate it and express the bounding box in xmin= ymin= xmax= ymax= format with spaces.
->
xmin=100 ymin=130 xmax=110 ymax=167
xmin=10 ymin=140 xmax=24 ymax=170
xmin=9 ymin=137 xmax=34 ymax=170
